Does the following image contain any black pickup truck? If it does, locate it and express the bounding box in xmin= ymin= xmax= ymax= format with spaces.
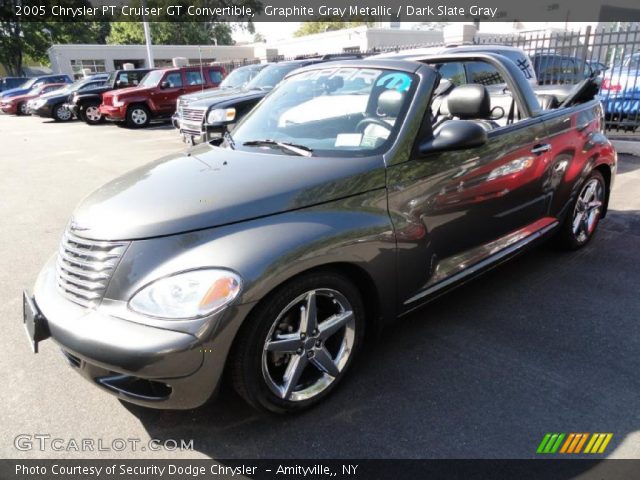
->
xmin=176 ymin=54 xmax=362 ymax=145
xmin=66 ymin=68 xmax=151 ymax=125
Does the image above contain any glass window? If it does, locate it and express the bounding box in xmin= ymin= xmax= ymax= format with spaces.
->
xmin=185 ymin=71 xmax=204 ymax=86
xmin=436 ymin=62 xmax=466 ymax=86
xmin=245 ymin=64 xmax=301 ymax=90
xmin=220 ymin=67 xmax=256 ymax=89
xmin=208 ymin=70 xmax=223 ymax=84
xmin=164 ymin=72 xmax=183 ymax=88
xmin=70 ymin=59 xmax=106 ymax=78
xmin=139 ymin=70 xmax=163 ymax=87
xmin=231 ymin=67 xmax=416 ymax=157
xmin=465 ymin=62 xmax=504 ymax=85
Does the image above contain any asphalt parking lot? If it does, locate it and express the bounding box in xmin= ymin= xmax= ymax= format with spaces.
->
xmin=1 ymin=114 xmax=639 ymax=460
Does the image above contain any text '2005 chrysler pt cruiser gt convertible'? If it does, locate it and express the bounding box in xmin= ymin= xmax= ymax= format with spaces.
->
xmin=24 ymin=54 xmax=616 ymax=413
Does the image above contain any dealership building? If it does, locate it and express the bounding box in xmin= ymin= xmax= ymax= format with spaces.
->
xmin=47 ymin=26 xmax=444 ymax=78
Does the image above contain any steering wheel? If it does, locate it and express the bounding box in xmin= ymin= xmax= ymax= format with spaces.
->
xmin=356 ymin=117 xmax=393 ymax=133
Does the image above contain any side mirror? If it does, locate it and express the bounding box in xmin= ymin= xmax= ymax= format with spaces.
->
xmin=160 ymin=81 xmax=170 ymax=89
xmin=419 ymin=120 xmax=488 ymax=155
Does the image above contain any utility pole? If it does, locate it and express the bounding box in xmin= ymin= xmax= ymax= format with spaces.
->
xmin=142 ymin=0 xmax=154 ymax=68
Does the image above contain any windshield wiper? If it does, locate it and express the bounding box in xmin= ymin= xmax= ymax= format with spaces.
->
xmin=243 ymin=139 xmax=313 ymax=157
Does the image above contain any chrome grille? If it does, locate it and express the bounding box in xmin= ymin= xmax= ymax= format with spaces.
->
xmin=181 ymin=108 xmax=205 ymax=123
xmin=56 ymin=230 xmax=128 ymax=308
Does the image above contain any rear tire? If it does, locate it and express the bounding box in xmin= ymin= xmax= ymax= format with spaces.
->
xmin=126 ymin=104 xmax=150 ymax=128
xmin=52 ymin=103 xmax=73 ymax=122
xmin=81 ymin=103 xmax=104 ymax=125
xmin=555 ymin=170 xmax=606 ymax=250
xmin=230 ymin=271 xmax=365 ymax=414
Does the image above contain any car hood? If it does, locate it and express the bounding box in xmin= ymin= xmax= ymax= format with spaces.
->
xmin=180 ymin=86 xmax=233 ymax=103
xmin=187 ymin=88 xmax=266 ymax=109
xmin=0 ymin=87 xmax=30 ymax=98
xmin=70 ymin=143 xmax=385 ymax=240
xmin=103 ymin=85 xmax=154 ymax=98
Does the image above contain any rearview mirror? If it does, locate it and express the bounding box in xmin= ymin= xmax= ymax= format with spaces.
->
xmin=160 ymin=81 xmax=170 ymax=89
xmin=419 ymin=120 xmax=488 ymax=155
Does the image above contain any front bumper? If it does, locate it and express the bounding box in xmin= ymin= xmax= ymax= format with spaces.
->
xmin=179 ymin=122 xmax=225 ymax=145
xmin=31 ymin=256 xmax=253 ymax=409
xmin=33 ymin=104 xmax=53 ymax=118
xmin=0 ymin=104 xmax=16 ymax=114
xmin=99 ymin=104 xmax=127 ymax=121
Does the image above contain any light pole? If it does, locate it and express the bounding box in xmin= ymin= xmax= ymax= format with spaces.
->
xmin=42 ymin=28 xmax=59 ymax=74
xmin=141 ymin=0 xmax=154 ymax=68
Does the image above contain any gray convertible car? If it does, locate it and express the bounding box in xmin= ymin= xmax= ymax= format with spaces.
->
xmin=24 ymin=54 xmax=616 ymax=413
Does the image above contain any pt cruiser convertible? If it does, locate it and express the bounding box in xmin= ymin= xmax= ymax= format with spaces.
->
xmin=24 ymin=54 xmax=616 ymax=413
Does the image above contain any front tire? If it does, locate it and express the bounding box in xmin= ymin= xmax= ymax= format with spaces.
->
xmin=126 ymin=104 xmax=150 ymax=128
xmin=556 ymin=170 xmax=606 ymax=249
xmin=16 ymin=102 xmax=28 ymax=116
xmin=52 ymin=103 xmax=73 ymax=122
xmin=81 ymin=103 xmax=104 ymax=125
xmin=230 ymin=271 xmax=365 ymax=413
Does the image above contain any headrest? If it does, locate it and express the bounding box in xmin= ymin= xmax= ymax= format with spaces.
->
xmin=377 ymin=89 xmax=405 ymax=117
xmin=447 ymin=84 xmax=491 ymax=120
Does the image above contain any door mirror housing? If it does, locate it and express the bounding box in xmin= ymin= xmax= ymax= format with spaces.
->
xmin=160 ymin=81 xmax=170 ymax=89
xmin=419 ymin=120 xmax=488 ymax=156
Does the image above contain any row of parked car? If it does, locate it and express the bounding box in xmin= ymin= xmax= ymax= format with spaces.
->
xmin=1 ymin=45 xmax=638 ymax=134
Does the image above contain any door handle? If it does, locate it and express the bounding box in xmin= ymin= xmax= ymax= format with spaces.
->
xmin=531 ymin=144 xmax=552 ymax=155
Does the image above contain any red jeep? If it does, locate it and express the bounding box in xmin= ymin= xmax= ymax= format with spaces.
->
xmin=99 ymin=65 xmax=225 ymax=128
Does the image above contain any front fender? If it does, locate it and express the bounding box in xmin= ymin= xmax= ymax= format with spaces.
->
xmin=105 ymin=190 xmax=397 ymax=335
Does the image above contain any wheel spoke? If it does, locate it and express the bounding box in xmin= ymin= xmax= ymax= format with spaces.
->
xmin=299 ymin=291 xmax=318 ymax=336
xmin=318 ymin=310 xmax=353 ymax=341
xmin=572 ymin=211 xmax=584 ymax=234
xmin=281 ymin=354 xmax=308 ymax=399
xmin=265 ymin=333 xmax=301 ymax=353
xmin=310 ymin=346 xmax=340 ymax=377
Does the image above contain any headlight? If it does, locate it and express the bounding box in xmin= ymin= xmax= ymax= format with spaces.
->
xmin=112 ymin=96 xmax=124 ymax=107
xmin=128 ymin=269 xmax=242 ymax=319
xmin=207 ymin=108 xmax=236 ymax=124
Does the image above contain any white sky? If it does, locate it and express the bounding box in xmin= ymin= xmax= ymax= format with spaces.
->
xmin=233 ymin=22 xmax=301 ymax=43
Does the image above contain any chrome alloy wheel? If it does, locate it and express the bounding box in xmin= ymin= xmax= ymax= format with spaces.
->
xmin=262 ymin=289 xmax=356 ymax=402
xmin=19 ymin=102 xmax=28 ymax=115
xmin=572 ymin=177 xmax=604 ymax=243
xmin=56 ymin=105 xmax=72 ymax=121
xmin=85 ymin=105 xmax=101 ymax=122
xmin=131 ymin=108 xmax=148 ymax=125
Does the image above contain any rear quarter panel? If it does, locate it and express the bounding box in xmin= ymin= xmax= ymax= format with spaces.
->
xmin=539 ymin=100 xmax=616 ymax=220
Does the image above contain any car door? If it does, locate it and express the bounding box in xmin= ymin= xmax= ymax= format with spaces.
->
xmin=386 ymin=81 xmax=551 ymax=311
xmin=156 ymin=71 xmax=185 ymax=114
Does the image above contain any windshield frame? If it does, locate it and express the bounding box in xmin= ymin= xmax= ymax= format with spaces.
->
xmin=231 ymin=65 xmax=420 ymax=158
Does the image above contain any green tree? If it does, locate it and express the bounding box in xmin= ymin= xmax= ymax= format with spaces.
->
xmin=0 ymin=20 xmax=109 ymax=75
xmin=107 ymin=22 xmax=235 ymax=46
xmin=294 ymin=21 xmax=373 ymax=38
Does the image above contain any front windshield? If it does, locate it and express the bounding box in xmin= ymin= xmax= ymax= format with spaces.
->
xmin=245 ymin=64 xmax=299 ymax=90
xmin=231 ymin=67 xmax=416 ymax=157
xmin=106 ymin=71 xmax=117 ymax=85
xmin=220 ymin=67 xmax=256 ymax=89
xmin=138 ymin=70 xmax=164 ymax=88
xmin=23 ymin=78 xmax=38 ymax=89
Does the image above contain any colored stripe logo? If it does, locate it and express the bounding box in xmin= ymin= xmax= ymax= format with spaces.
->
xmin=537 ymin=433 xmax=613 ymax=454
